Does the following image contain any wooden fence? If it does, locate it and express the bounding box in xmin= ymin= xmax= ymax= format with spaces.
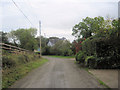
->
xmin=0 ymin=43 xmax=30 ymax=54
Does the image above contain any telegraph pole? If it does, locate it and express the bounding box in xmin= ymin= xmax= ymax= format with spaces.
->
xmin=39 ymin=21 xmax=42 ymax=57
xmin=44 ymin=33 xmax=46 ymax=47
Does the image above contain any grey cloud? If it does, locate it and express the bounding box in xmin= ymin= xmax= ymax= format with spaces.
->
xmin=1 ymin=0 xmax=119 ymax=42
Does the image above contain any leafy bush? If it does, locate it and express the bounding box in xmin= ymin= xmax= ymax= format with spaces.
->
xmin=72 ymin=17 xmax=119 ymax=69
xmin=95 ymin=56 xmax=120 ymax=69
xmin=61 ymin=49 xmax=73 ymax=56
xmin=42 ymin=46 xmax=51 ymax=55
xmin=17 ymin=54 xmax=33 ymax=64
xmin=17 ymin=55 xmax=27 ymax=64
xmin=75 ymin=52 xmax=79 ymax=61
xmin=95 ymin=57 xmax=111 ymax=69
xmin=67 ymin=49 xmax=73 ymax=56
xmin=82 ymin=35 xmax=120 ymax=57
xmin=85 ymin=56 xmax=96 ymax=68
xmin=75 ymin=51 xmax=85 ymax=63
xmin=2 ymin=53 xmax=39 ymax=69
xmin=2 ymin=50 xmax=9 ymax=55
xmin=81 ymin=34 xmax=120 ymax=69
xmin=2 ymin=56 xmax=17 ymax=68
xmin=49 ymin=40 xmax=73 ymax=56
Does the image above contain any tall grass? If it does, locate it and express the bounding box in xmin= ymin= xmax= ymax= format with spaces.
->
xmin=2 ymin=50 xmax=48 ymax=88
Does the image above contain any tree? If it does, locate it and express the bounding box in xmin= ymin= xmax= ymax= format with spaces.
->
xmin=0 ymin=31 xmax=8 ymax=43
xmin=36 ymin=36 xmax=49 ymax=48
xmin=50 ymin=40 xmax=73 ymax=56
xmin=72 ymin=16 xmax=105 ymax=38
xmin=36 ymin=36 xmax=49 ymax=54
xmin=9 ymin=28 xmax=38 ymax=51
xmin=49 ymin=37 xmax=59 ymax=39
xmin=71 ymin=40 xmax=76 ymax=55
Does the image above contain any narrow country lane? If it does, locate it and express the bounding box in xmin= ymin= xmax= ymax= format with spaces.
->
xmin=11 ymin=56 xmax=105 ymax=88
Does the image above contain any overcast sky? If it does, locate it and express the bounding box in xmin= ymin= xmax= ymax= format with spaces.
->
xmin=0 ymin=0 xmax=119 ymax=42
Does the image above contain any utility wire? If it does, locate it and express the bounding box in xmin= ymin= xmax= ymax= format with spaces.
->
xmin=11 ymin=0 xmax=35 ymax=27
xmin=24 ymin=0 xmax=46 ymax=37
xmin=24 ymin=0 xmax=45 ymax=36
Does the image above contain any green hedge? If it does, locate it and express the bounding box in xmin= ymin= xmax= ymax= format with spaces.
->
xmin=82 ymin=35 xmax=120 ymax=58
xmin=95 ymin=56 xmax=120 ymax=69
xmin=76 ymin=34 xmax=120 ymax=69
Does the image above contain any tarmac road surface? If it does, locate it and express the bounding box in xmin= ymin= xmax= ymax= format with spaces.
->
xmin=11 ymin=56 xmax=105 ymax=88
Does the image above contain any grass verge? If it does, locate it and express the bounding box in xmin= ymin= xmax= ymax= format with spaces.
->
xmin=2 ymin=58 xmax=48 ymax=88
xmin=46 ymin=55 xmax=75 ymax=58
xmin=84 ymin=68 xmax=110 ymax=89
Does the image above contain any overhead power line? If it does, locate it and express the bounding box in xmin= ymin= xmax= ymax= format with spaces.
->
xmin=24 ymin=0 xmax=45 ymax=36
xmin=11 ymin=0 xmax=35 ymax=27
